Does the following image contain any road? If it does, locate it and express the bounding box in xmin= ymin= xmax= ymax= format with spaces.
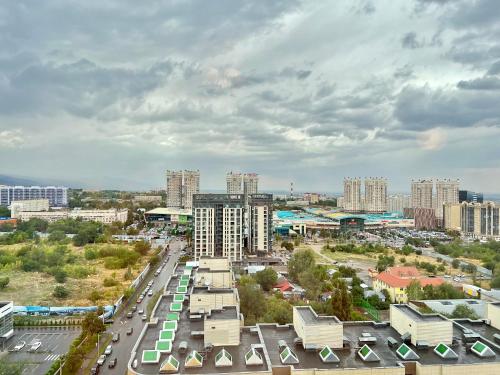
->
xmin=96 ymin=238 xmax=184 ymax=375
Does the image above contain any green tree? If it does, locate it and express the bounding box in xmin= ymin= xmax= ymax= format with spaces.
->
xmin=451 ymin=304 xmax=479 ymax=320
xmin=263 ymin=296 xmax=292 ymax=324
xmin=88 ymin=290 xmax=101 ymax=304
xmin=237 ymin=277 xmax=266 ymax=325
xmin=254 ymin=268 xmax=278 ymax=291
xmin=81 ymin=312 xmax=105 ymax=336
xmin=288 ymin=249 xmax=315 ymax=282
xmin=491 ymin=276 xmax=500 ymax=289
xmin=406 ymin=280 xmax=423 ymax=301
xmin=134 ymin=240 xmax=151 ymax=255
xmin=48 ymin=230 xmax=67 ymax=242
xmin=0 ymin=206 xmax=11 ymax=217
xmin=53 ymin=286 xmax=69 ymax=299
xmin=54 ymin=269 xmax=67 ymax=283
xmin=330 ymin=281 xmax=352 ymax=321
xmin=0 ymin=277 xmax=10 ymax=289
xmin=452 ymin=259 xmax=460 ymax=269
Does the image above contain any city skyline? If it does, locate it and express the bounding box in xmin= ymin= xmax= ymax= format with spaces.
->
xmin=1 ymin=1 xmax=500 ymax=192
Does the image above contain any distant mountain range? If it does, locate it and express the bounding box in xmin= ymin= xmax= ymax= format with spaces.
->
xmin=0 ymin=174 xmax=74 ymax=187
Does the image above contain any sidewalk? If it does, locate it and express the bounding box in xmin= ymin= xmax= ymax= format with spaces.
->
xmin=78 ymin=331 xmax=111 ymax=374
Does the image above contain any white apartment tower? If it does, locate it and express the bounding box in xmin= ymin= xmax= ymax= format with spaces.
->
xmin=364 ymin=178 xmax=387 ymax=213
xmin=166 ymin=170 xmax=200 ymax=210
xmin=343 ymin=178 xmax=362 ymax=212
xmin=166 ymin=170 xmax=183 ymax=208
xmin=435 ymin=179 xmax=459 ymax=218
xmin=243 ymin=173 xmax=258 ymax=196
xmin=411 ymin=180 xmax=434 ymax=209
xmin=226 ymin=172 xmax=243 ymax=194
xmin=182 ymin=170 xmax=200 ymax=210
xmin=388 ymin=195 xmax=411 ymax=212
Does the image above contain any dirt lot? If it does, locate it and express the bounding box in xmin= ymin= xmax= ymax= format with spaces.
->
xmin=0 ymin=243 xmax=150 ymax=306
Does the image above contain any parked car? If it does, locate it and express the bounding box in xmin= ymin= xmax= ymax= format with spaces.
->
xmin=97 ymin=355 xmax=106 ymax=366
xmin=90 ymin=366 xmax=100 ymax=374
xmin=148 ymin=290 xmax=153 ymax=297
xmin=126 ymin=327 xmax=134 ymax=335
xmin=141 ymin=314 xmax=147 ymax=321
xmin=126 ymin=312 xmax=133 ymax=319
xmin=108 ymin=358 xmax=117 ymax=368
xmin=131 ymin=306 xmax=137 ymax=312
xmin=136 ymin=297 xmax=143 ymax=304
xmin=28 ymin=341 xmax=42 ymax=352
xmin=104 ymin=345 xmax=113 ymax=356
xmin=138 ymin=309 xmax=144 ymax=315
xmin=112 ymin=333 xmax=120 ymax=342
xmin=13 ymin=341 xmax=25 ymax=351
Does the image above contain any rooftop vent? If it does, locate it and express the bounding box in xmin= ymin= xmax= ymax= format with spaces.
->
xmin=433 ymin=343 xmax=458 ymax=360
xmin=463 ymin=332 xmax=481 ymax=343
xmin=155 ymin=340 xmax=173 ymax=354
xmin=471 ymin=341 xmax=495 ymax=358
xmin=415 ymin=340 xmax=430 ymax=350
xmin=358 ymin=344 xmax=380 ymax=362
xmin=170 ymin=303 xmax=183 ymax=312
xmin=319 ymin=346 xmax=340 ymax=363
xmin=163 ymin=320 xmax=178 ymax=332
xmin=278 ymin=340 xmax=287 ymax=349
xmin=159 ymin=355 xmax=179 ymax=373
xmin=185 ymin=350 xmax=203 ymax=368
xmin=280 ymin=346 xmax=299 ymax=365
xmin=401 ymin=332 xmax=411 ymax=343
xmin=142 ymin=350 xmax=160 ymax=364
xmin=245 ymin=348 xmax=263 ymax=366
xmin=215 ymin=348 xmax=233 ymax=368
xmin=396 ymin=344 xmax=420 ymax=360
xmin=387 ymin=337 xmax=398 ymax=348
xmin=359 ymin=333 xmax=377 ymax=345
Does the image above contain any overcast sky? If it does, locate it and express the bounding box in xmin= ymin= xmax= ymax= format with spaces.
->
xmin=1 ymin=0 xmax=500 ymax=193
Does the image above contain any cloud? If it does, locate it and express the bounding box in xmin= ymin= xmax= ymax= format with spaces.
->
xmin=0 ymin=130 xmax=24 ymax=148
xmin=418 ymin=128 xmax=447 ymax=150
xmin=401 ymin=32 xmax=423 ymax=49
xmin=457 ymin=76 xmax=500 ymax=90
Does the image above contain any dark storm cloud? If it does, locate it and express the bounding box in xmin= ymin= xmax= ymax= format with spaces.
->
xmin=457 ymin=76 xmax=500 ymax=90
xmin=401 ymin=32 xmax=423 ymax=49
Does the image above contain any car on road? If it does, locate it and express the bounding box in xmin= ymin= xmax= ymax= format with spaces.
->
xmin=13 ymin=341 xmax=25 ymax=351
xmin=126 ymin=327 xmax=134 ymax=335
xmin=148 ymin=290 xmax=153 ymax=297
xmin=136 ymin=297 xmax=143 ymax=304
xmin=131 ymin=306 xmax=137 ymax=312
xmin=142 ymin=314 xmax=147 ymax=321
xmin=104 ymin=344 xmax=113 ymax=355
xmin=97 ymin=354 xmax=106 ymax=366
xmin=108 ymin=357 xmax=117 ymax=368
xmin=138 ymin=309 xmax=144 ymax=315
xmin=112 ymin=333 xmax=120 ymax=342
xmin=91 ymin=366 xmax=100 ymax=374
xmin=126 ymin=312 xmax=133 ymax=319
xmin=28 ymin=341 xmax=42 ymax=352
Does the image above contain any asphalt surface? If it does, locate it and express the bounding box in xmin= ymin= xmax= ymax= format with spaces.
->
xmin=3 ymin=326 xmax=81 ymax=375
xmin=97 ymin=238 xmax=184 ymax=375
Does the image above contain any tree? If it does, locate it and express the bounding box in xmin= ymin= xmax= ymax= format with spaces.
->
xmin=81 ymin=312 xmax=105 ymax=336
xmin=452 ymin=259 xmax=460 ymax=269
xmin=263 ymin=296 xmax=292 ymax=324
xmin=53 ymin=286 xmax=69 ymax=299
xmin=254 ymin=268 xmax=278 ymax=292
xmin=54 ymin=269 xmax=67 ymax=283
xmin=491 ymin=276 xmax=500 ymax=288
xmin=376 ymin=255 xmax=395 ymax=272
xmin=451 ymin=304 xmax=479 ymax=320
xmin=237 ymin=277 xmax=266 ymax=325
xmin=48 ymin=230 xmax=67 ymax=242
xmin=288 ymin=249 xmax=315 ymax=282
xmin=0 ymin=277 xmax=9 ymax=289
xmin=299 ymin=270 xmax=323 ymax=301
xmin=406 ymin=280 xmax=423 ymax=301
xmin=330 ymin=281 xmax=352 ymax=321
xmin=134 ymin=240 xmax=151 ymax=256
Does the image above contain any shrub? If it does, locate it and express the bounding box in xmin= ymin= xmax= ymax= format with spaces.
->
xmin=0 ymin=277 xmax=10 ymax=289
xmin=84 ymin=247 xmax=99 ymax=260
xmin=54 ymin=269 xmax=68 ymax=283
xmin=53 ymin=286 xmax=69 ymax=299
xmin=103 ymin=278 xmax=118 ymax=287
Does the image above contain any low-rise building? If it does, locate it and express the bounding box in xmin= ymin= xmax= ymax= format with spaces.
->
xmin=293 ymin=306 xmax=343 ymax=349
xmin=144 ymin=207 xmax=192 ymax=225
xmin=373 ymin=266 xmax=444 ymax=303
xmin=190 ymin=287 xmax=239 ymax=315
xmin=10 ymin=199 xmax=49 ymax=218
xmin=487 ymin=302 xmax=500 ymax=330
xmin=17 ymin=208 xmax=129 ymax=224
xmin=195 ymin=269 xmax=233 ymax=289
xmin=203 ymin=306 xmax=242 ymax=347
xmin=0 ymin=301 xmax=14 ymax=342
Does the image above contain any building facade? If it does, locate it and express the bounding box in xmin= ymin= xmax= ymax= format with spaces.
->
xmin=17 ymin=208 xmax=129 ymax=224
xmin=0 ymin=185 xmax=68 ymax=207
xmin=166 ymin=170 xmax=200 ymax=210
xmin=411 ymin=179 xmax=433 ymax=209
xmin=243 ymin=173 xmax=258 ymax=196
xmin=343 ymin=178 xmax=361 ymax=212
xmin=248 ymin=194 xmax=272 ymax=254
xmin=10 ymin=199 xmax=50 ymax=219
xmin=0 ymin=301 xmax=14 ymax=341
xmin=459 ymin=190 xmax=484 ymax=203
xmin=364 ymin=177 xmax=387 ymax=213
xmin=435 ymin=179 xmax=459 ymax=219
xmin=226 ymin=172 xmax=243 ymax=194
xmin=388 ymin=194 xmax=411 ymax=212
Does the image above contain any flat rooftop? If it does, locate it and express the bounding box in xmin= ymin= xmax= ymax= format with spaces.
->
xmin=394 ymin=304 xmax=447 ymax=322
xmin=192 ymin=287 xmax=234 ymax=295
xmin=207 ymin=306 xmax=238 ymax=320
xmin=295 ymin=306 xmax=341 ymax=325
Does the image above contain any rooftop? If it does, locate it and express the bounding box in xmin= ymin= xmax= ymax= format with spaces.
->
xmin=295 ymin=306 xmax=341 ymax=325
xmin=145 ymin=207 xmax=192 ymax=216
xmin=207 ymin=306 xmax=239 ymax=320
xmin=191 ymin=287 xmax=234 ymax=295
xmin=393 ymin=304 xmax=447 ymax=322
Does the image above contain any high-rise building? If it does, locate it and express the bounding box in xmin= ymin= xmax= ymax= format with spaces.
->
xmin=248 ymin=194 xmax=273 ymax=254
xmin=443 ymin=202 xmax=500 ymax=238
xmin=182 ymin=170 xmax=200 ymax=210
xmin=411 ymin=180 xmax=433 ymax=209
xmin=166 ymin=170 xmax=200 ymax=209
xmin=226 ymin=172 xmax=243 ymax=194
xmin=364 ymin=178 xmax=387 ymax=213
xmin=435 ymin=179 xmax=459 ymax=219
xmin=343 ymin=178 xmax=362 ymax=212
xmin=193 ymin=194 xmax=244 ymax=261
xmin=243 ymin=173 xmax=258 ymax=196
xmin=387 ymin=194 xmax=411 ymax=212
xmin=0 ymin=185 xmax=68 ymax=207
xmin=459 ymin=190 xmax=483 ymax=204
xmin=166 ymin=170 xmax=183 ymax=208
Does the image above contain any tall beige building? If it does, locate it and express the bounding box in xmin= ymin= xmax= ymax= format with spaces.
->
xmin=411 ymin=179 xmax=433 ymax=209
xmin=343 ymin=178 xmax=362 ymax=212
xmin=166 ymin=170 xmax=183 ymax=208
xmin=388 ymin=194 xmax=410 ymax=212
xmin=166 ymin=170 xmax=200 ymax=209
xmin=243 ymin=173 xmax=258 ymax=195
xmin=182 ymin=170 xmax=200 ymax=210
xmin=435 ymin=179 xmax=459 ymax=218
xmin=364 ymin=178 xmax=387 ymax=213
xmin=226 ymin=172 xmax=243 ymax=194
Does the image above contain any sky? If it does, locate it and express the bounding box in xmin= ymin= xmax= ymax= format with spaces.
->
xmin=1 ymin=0 xmax=500 ymax=193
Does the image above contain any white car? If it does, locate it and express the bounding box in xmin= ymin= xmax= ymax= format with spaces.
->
xmin=104 ymin=344 xmax=113 ymax=355
xmin=28 ymin=341 xmax=42 ymax=352
xmin=13 ymin=341 xmax=25 ymax=351
xmin=97 ymin=354 xmax=106 ymax=366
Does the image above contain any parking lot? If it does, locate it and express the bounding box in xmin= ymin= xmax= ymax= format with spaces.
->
xmin=3 ymin=326 xmax=81 ymax=375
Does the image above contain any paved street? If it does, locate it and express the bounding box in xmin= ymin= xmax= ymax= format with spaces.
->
xmin=3 ymin=326 xmax=81 ymax=375
xmin=96 ymin=238 xmax=184 ymax=375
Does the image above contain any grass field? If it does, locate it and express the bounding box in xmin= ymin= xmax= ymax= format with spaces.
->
xmin=0 ymin=242 xmax=151 ymax=306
